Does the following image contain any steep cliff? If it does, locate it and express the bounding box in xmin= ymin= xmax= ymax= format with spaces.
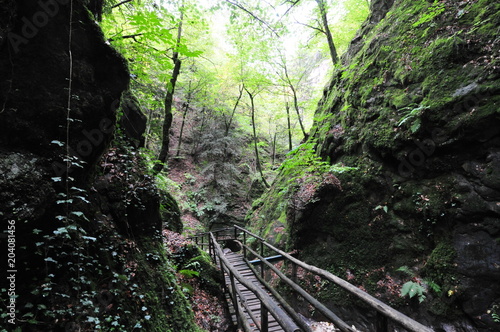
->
xmin=248 ymin=0 xmax=500 ymax=330
xmin=0 ymin=1 xmax=202 ymax=330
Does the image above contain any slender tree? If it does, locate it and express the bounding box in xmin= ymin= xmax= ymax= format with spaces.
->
xmin=279 ymin=58 xmax=308 ymax=140
xmin=244 ymin=85 xmax=270 ymax=188
xmin=224 ymin=85 xmax=244 ymax=137
xmin=285 ymin=101 xmax=293 ymax=150
xmin=153 ymin=8 xmax=184 ymax=173
xmin=316 ymin=0 xmax=338 ymax=64
xmin=282 ymin=0 xmax=339 ymax=65
xmin=176 ymin=79 xmax=204 ymax=157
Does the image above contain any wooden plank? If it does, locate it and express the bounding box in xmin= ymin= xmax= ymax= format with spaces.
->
xmin=214 ymin=240 xmax=303 ymax=332
xmin=220 ymin=253 xmax=288 ymax=332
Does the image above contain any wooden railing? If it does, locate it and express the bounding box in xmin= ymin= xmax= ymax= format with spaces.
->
xmin=209 ymin=231 xmax=301 ymax=332
xmin=190 ymin=225 xmax=434 ymax=332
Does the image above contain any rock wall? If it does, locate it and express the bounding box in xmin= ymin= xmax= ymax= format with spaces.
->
xmin=0 ymin=1 xmax=198 ymax=330
xmin=248 ymin=0 xmax=500 ymax=330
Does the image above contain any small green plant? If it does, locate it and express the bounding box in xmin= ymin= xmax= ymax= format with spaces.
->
xmin=489 ymin=304 xmax=500 ymax=323
xmin=397 ymin=104 xmax=429 ymax=133
xmin=397 ymin=266 xmax=442 ymax=303
xmin=178 ymin=269 xmax=200 ymax=278
xmin=401 ymin=281 xmax=426 ymax=303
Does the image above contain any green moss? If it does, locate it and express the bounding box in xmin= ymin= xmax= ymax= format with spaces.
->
xmin=160 ymin=191 xmax=182 ymax=233
xmin=123 ymin=239 xmax=202 ymax=332
xmin=423 ymin=241 xmax=460 ymax=317
xmin=247 ymin=0 xmax=499 ymax=319
xmin=423 ymin=241 xmax=457 ymax=289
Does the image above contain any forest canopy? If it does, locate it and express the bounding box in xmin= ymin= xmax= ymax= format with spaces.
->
xmin=98 ymin=0 xmax=368 ymax=228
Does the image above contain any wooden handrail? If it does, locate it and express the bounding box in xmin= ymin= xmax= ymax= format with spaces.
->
xmin=209 ymin=232 xmax=302 ymax=332
xmin=244 ymin=244 xmax=355 ymax=332
xmin=233 ymin=225 xmax=434 ymax=332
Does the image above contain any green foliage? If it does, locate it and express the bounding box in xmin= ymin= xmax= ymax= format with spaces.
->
xmin=397 ymin=265 xmax=443 ymax=304
xmin=280 ymin=140 xmax=328 ymax=176
xmin=401 ymin=281 xmax=426 ymax=303
xmin=397 ymin=104 xmax=429 ymax=133
xmin=490 ymin=304 xmax=500 ymax=323
xmin=178 ymin=269 xmax=200 ymax=278
xmin=412 ymin=0 xmax=446 ymax=28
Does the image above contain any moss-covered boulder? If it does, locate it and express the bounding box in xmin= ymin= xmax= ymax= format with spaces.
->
xmin=0 ymin=1 xmax=201 ymax=330
xmin=247 ymin=0 xmax=500 ymax=330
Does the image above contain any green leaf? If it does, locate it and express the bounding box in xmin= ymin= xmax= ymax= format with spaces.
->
xmin=401 ymin=281 xmax=415 ymax=297
xmin=410 ymin=119 xmax=421 ymax=133
xmin=401 ymin=281 xmax=426 ymax=302
xmin=178 ymin=269 xmax=200 ymax=278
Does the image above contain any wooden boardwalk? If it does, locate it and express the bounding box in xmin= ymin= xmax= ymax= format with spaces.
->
xmin=221 ymin=251 xmax=294 ymax=332
xmin=192 ymin=226 xmax=434 ymax=332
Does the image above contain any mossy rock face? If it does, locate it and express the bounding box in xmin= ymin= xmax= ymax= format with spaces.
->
xmin=0 ymin=1 xmax=200 ymax=331
xmin=161 ymin=191 xmax=183 ymax=233
xmin=248 ymin=0 xmax=500 ymax=330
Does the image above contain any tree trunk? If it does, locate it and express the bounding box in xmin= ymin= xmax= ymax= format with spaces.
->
xmin=153 ymin=11 xmax=184 ymax=174
xmin=290 ymin=83 xmax=307 ymax=140
xmin=144 ymin=107 xmax=153 ymax=148
xmin=245 ymin=86 xmax=270 ymax=189
xmin=286 ymin=102 xmax=293 ymax=151
xmin=224 ymin=84 xmax=244 ymax=137
xmin=283 ymin=62 xmax=307 ymax=141
xmin=316 ymin=0 xmax=338 ymax=65
xmin=272 ymin=131 xmax=277 ymax=166
xmin=176 ymin=83 xmax=192 ymax=157
xmin=192 ymin=106 xmax=207 ymax=159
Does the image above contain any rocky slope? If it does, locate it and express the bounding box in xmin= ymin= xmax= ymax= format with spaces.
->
xmin=248 ymin=0 xmax=500 ymax=330
xmin=0 ymin=1 xmax=210 ymax=330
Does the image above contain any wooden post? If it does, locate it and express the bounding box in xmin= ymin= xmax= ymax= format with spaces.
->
xmin=260 ymin=241 xmax=265 ymax=280
xmin=376 ymin=311 xmax=388 ymax=332
xmin=230 ymin=271 xmax=242 ymax=329
xmin=220 ymin=257 xmax=226 ymax=294
xmin=209 ymin=235 xmax=214 ymax=261
xmin=291 ymin=262 xmax=298 ymax=284
xmin=243 ymin=232 xmax=247 ymax=259
xmin=261 ymin=303 xmax=269 ymax=332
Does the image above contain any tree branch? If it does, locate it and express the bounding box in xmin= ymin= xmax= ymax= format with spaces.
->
xmin=281 ymin=0 xmax=302 ymax=17
xmin=295 ymin=20 xmax=325 ymax=34
xmin=112 ymin=0 xmax=134 ymax=9
xmin=225 ymin=0 xmax=280 ymax=37
xmin=108 ymin=33 xmax=143 ymax=42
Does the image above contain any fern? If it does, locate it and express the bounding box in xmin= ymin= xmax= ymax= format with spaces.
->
xmin=397 ymin=105 xmax=428 ymax=133
xmin=397 ymin=266 xmax=442 ymax=301
xmin=426 ymin=280 xmax=442 ymax=294
xmin=396 ymin=265 xmax=414 ymax=277
xmin=401 ymin=281 xmax=426 ymax=303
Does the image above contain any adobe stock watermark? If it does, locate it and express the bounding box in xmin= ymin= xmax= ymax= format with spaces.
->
xmin=5 ymin=219 xmax=17 ymax=325
xmin=7 ymin=0 xmax=70 ymax=53
xmin=397 ymin=128 xmax=447 ymax=178
xmin=52 ymin=100 xmax=120 ymax=177
xmin=397 ymin=89 xmax=490 ymax=178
